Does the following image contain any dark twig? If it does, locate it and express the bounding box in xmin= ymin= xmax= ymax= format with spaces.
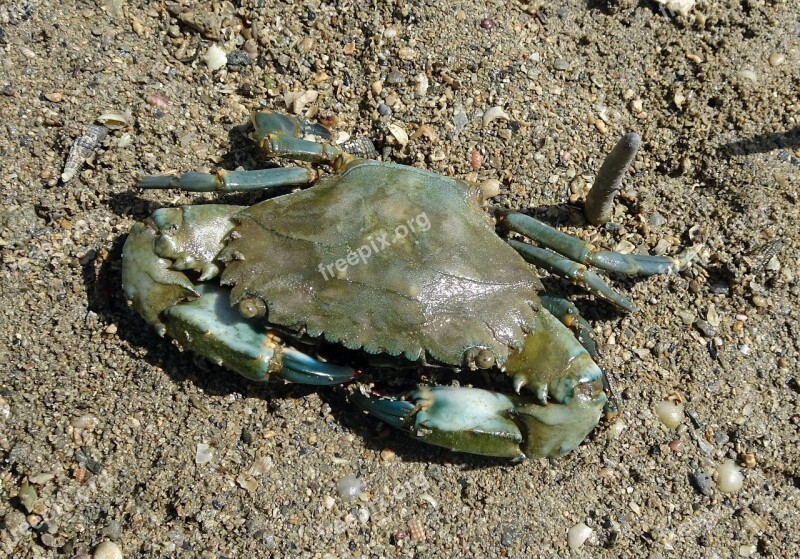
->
xmin=584 ymin=132 xmax=641 ymax=225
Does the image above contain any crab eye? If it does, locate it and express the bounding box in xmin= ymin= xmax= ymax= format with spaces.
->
xmin=475 ymin=349 xmax=495 ymax=369
xmin=238 ymin=297 xmax=266 ymax=318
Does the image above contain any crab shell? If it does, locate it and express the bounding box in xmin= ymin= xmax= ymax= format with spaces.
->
xmin=122 ymin=159 xmax=607 ymax=459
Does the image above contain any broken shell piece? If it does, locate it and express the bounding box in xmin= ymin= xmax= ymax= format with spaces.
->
xmin=386 ymin=123 xmax=409 ymax=147
xmin=284 ymin=90 xmax=319 ymax=115
xmin=61 ymin=124 xmax=108 ymax=183
xmin=655 ymin=0 xmax=696 ymax=16
xmin=293 ymin=90 xmax=318 ymax=115
xmin=482 ymin=106 xmax=510 ymax=127
xmin=203 ymin=44 xmax=227 ymax=71
xmin=97 ymin=112 xmax=131 ymax=130
xmin=409 ymin=124 xmax=437 ymax=142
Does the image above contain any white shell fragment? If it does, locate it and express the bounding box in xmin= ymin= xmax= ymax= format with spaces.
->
xmin=717 ymin=460 xmax=744 ymax=493
xmin=291 ymin=90 xmax=319 ymax=115
xmin=61 ymin=124 xmax=108 ymax=183
xmin=654 ymin=400 xmax=684 ymax=429
xmin=387 ymin=122 xmax=409 ymax=147
xmin=203 ymin=44 xmax=227 ymax=71
xmin=568 ymin=522 xmax=593 ymax=550
xmin=655 ymin=0 xmax=696 ymax=16
xmin=97 ymin=112 xmax=131 ymax=130
xmin=482 ymin=106 xmax=510 ymax=127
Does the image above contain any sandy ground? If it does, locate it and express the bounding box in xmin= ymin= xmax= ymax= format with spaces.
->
xmin=1 ymin=0 xmax=799 ymax=557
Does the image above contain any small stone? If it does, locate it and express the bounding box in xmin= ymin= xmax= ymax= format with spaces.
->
xmin=500 ymin=527 xmax=517 ymax=546
xmin=692 ymin=470 xmax=714 ymax=496
xmin=768 ymin=52 xmax=785 ymax=67
xmin=693 ymin=319 xmax=716 ymax=338
xmin=380 ymin=448 xmax=396 ymax=462
xmin=203 ymin=45 xmax=227 ymax=71
xmin=553 ymin=58 xmax=571 ymax=71
xmin=377 ymin=103 xmax=391 ymax=116
xmin=717 ymin=460 xmax=744 ymax=493
xmin=739 ymin=544 xmax=757 ymax=557
xmin=44 ymin=92 xmax=63 ymax=103
xmin=654 ymin=400 xmax=684 ymax=429
xmin=386 ymin=70 xmax=404 ymax=85
xmin=480 ymin=18 xmax=495 ymax=30
xmin=226 ymin=50 xmax=252 ymax=67
xmin=93 ymin=541 xmax=123 ymax=559
xmin=336 ymin=476 xmax=363 ymax=501
xmin=195 ymin=443 xmax=213 ymax=465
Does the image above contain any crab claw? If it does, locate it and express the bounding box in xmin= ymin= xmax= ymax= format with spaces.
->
xmin=355 ymin=310 xmax=607 ymax=460
xmin=353 ymin=387 xmax=526 ymax=460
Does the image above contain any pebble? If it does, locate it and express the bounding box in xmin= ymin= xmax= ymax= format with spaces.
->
xmin=693 ymin=319 xmax=716 ymax=338
xmin=453 ymin=109 xmax=468 ymax=135
xmin=380 ymin=448 xmax=396 ymax=462
xmin=716 ymin=460 xmax=744 ymax=493
xmin=692 ymin=470 xmax=714 ymax=496
xmin=567 ymin=522 xmax=592 ymax=550
xmin=377 ymin=103 xmax=392 ymax=116
xmin=737 ymin=68 xmax=758 ymax=83
xmin=386 ymin=70 xmax=404 ymax=84
xmin=336 ymin=475 xmax=364 ymax=501
xmin=93 ymin=541 xmax=123 ymax=559
xmin=18 ymin=482 xmax=37 ymax=513
xmin=552 ymin=57 xmax=571 ymax=71
xmin=202 ymin=45 xmax=227 ymax=71
xmin=195 ymin=443 xmax=213 ymax=465
xmin=480 ymin=18 xmax=495 ymax=30
xmin=739 ymin=544 xmax=757 ymax=557
xmin=654 ymin=400 xmax=684 ymax=429
xmin=768 ymin=52 xmax=784 ymax=67
xmin=226 ymin=50 xmax=252 ymax=67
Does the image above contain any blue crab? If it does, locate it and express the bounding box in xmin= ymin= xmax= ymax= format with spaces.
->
xmin=122 ymin=112 xmax=690 ymax=460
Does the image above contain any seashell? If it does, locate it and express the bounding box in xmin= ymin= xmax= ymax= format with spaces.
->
xmin=340 ymin=137 xmax=378 ymax=159
xmin=386 ymin=123 xmax=409 ymax=147
xmin=97 ymin=112 xmax=131 ymax=130
xmin=482 ymin=106 xmax=510 ymax=127
xmin=61 ymin=124 xmax=108 ymax=183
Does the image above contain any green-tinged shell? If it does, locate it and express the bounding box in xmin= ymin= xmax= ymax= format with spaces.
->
xmin=220 ymin=160 xmax=542 ymax=366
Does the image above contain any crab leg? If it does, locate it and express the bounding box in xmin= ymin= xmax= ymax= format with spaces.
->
xmin=538 ymin=293 xmax=597 ymax=357
xmin=139 ymin=167 xmax=316 ymax=192
xmin=502 ymin=212 xmax=690 ymax=276
xmin=252 ymin=111 xmax=349 ymax=166
xmin=512 ymin=240 xmax=637 ymax=311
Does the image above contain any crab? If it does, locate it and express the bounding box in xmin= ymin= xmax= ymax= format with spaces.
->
xmin=122 ymin=111 xmax=691 ymax=461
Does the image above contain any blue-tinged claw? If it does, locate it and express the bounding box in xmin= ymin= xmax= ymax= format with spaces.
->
xmin=354 ymin=387 xmax=526 ymax=460
xmin=160 ymin=284 xmax=356 ymax=385
xmin=277 ymin=347 xmax=357 ymax=386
